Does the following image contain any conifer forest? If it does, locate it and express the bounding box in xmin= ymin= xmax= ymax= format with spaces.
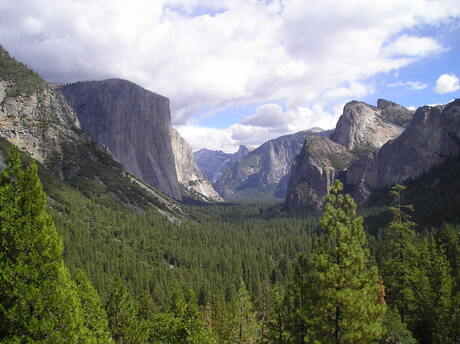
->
xmin=1 ymin=3 xmax=460 ymax=343
xmin=1 ymin=142 xmax=460 ymax=344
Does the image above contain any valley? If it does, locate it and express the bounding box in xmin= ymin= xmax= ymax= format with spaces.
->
xmin=1 ymin=34 xmax=460 ymax=344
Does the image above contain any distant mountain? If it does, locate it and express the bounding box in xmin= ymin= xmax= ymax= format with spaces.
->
xmin=284 ymin=98 xmax=460 ymax=212
xmin=57 ymin=79 xmax=182 ymax=200
xmin=170 ymin=127 xmax=223 ymax=203
xmin=213 ymin=128 xmax=330 ymax=200
xmin=194 ymin=146 xmax=249 ymax=184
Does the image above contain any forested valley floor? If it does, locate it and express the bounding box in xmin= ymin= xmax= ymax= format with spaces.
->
xmin=1 ymin=145 xmax=460 ymax=344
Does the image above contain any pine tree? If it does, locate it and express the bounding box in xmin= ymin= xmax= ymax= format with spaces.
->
xmin=106 ymin=276 xmax=146 ymax=344
xmin=416 ymin=237 xmax=453 ymax=344
xmin=0 ymin=148 xmax=92 ymax=343
xmin=74 ymin=269 xmax=114 ymax=344
xmin=231 ymin=281 xmax=259 ymax=344
xmin=381 ymin=184 xmax=419 ymax=323
xmin=265 ymin=285 xmax=288 ymax=344
xmin=303 ymin=181 xmax=386 ymax=344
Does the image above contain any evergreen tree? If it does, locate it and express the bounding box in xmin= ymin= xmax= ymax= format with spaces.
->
xmin=415 ymin=237 xmax=453 ymax=344
xmin=74 ymin=269 xmax=114 ymax=344
xmin=231 ymin=281 xmax=259 ymax=344
xmin=381 ymin=185 xmax=419 ymax=323
xmin=106 ymin=276 xmax=146 ymax=344
xmin=380 ymin=308 xmax=417 ymax=344
xmin=303 ymin=181 xmax=386 ymax=344
xmin=265 ymin=285 xmax=289 ymax=344
xmin=0 ymin=148 xmax=91 ymax=343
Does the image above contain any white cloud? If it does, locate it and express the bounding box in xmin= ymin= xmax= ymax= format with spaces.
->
xmin=433 ymin=74 xmax=460 ymax=94
xmin=1 ymin=0 xmax=459 ymax=149
xmin=383 ymin=35 xmax=443 ymax=57
xmin=387 ymin=80 xmax=428 ymax=90
xmin=178 ymin=103 xmax=341 ymax=152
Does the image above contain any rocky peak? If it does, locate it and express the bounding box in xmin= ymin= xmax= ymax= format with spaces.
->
xmin=234 ymin=145 xmax=250 ymax=159
xmin=58 ymin=79 xmax=182 ymax=200
xmin=213 ymin=129 xmax=322 ymax=199
xmin=285 ymin=135 xmax=353 ymax=211
xmin=377 ymin=98 xmax=415 ymax=127
xmin=330 ymin=100 xmax=410 ymax=151
xmin=170 ymin=127 xmax=223 ymax=203
xmin=345 ymin=99 xmax=460 ymax=202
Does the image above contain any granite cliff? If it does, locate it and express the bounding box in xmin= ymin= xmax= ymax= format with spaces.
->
xmin=58 ymin=79 xmax=182 ymax=200
xmin=0 ymin=47 xmax=185 ymax=222
xmin=170 ymin=127 xmax=223 ymax=203
xmin=194 ymin=145 xmax=249 ymax=184
xmin=345 ymin=100 xmax=460 ymax=202
xmin=285 ymin=99 xmax=416 ymax=211
xmin=212 ymin=128 xmax=328 ymax=200
xmin=285 ymin=135 xmax=353 ymax=210
xmin=329 ymin=99 xmax=413 ymax=150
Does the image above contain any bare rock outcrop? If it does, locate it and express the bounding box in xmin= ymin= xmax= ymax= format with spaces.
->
xmin=213 ymin=128 xmax=328 ymax=200
xmin=58 ymin=79 xmax=182 ymax=200
xmin=330 ymin=100 xmax=413 ymax=150
xmin=170 ymin=127 xmax=223 ymax=203
xmin=346 ymin=100 xmax=460 ymax=201
xmin=285 ymin=135 xmax=353 ymax=210
xmin=0 ymin=81 xmax=87 ymax=163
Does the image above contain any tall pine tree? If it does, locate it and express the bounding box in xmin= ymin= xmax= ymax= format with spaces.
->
xmin=381 ymin=184 xmax=419 ymax=324
xmin=303 ymin=181 xmax=386 ymax=344
xmin=106 ymin=276 xmax=146 ymax=344
xmin=74 ymin=269 xmax=114 ymax=344
xmin=0 ymin=148 xmax=91 ymax=343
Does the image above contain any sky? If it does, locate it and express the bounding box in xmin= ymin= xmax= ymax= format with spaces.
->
xmin=1 ymin=0 xmax=460 ymax=153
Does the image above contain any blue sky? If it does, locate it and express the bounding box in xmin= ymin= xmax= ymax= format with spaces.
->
xmin=1 ymin=0 xmax=459 ymax=152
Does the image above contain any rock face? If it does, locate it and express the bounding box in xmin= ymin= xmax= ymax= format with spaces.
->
xmin=58 ymin=79 xmax=181 ymax=200
xmin=214 ymin=129 xmax=326 ymax=199
xmin=346 ymin=100 xmax=460 ymax=202
xmin=285 ymin=135 xmax=353 ymax=210
xmin=194 ymin=146 xmax=249 ymax=184
xmin=329 ymin=100 xmax=413 ymax=150
xmin=0 ymin=81 xmax=87 ymax=163
xmin=170 ymin=127 xmax=223 ymax=202
xmin=285 ymin=99 xmax=415 ymax=211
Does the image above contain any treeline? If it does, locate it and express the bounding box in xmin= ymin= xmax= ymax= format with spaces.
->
xmin=1 ymin=148 xmax=460 ymax=343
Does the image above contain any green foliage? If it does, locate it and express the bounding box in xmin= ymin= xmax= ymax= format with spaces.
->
xmin=302 ymin=181 xmax=386 ymax=344
xmin=229 ymin=281 xmax=259 ymax=344
xmin=381 ymin=185 xmax=419 ymax=323
xmin=106 ymin=276 xmax=147 ymax=344
xmin=380 ymin=308 xmax=417 ymax=344
xmin=0 ymin=148 xmax=91 ymax=343
xmin=0 ymin=45 xmax=47 ymax=96
xmin=147 ymin=285 xmax=216 ymax=344
xmin=74 ymin=269 xmax=114 ymax=344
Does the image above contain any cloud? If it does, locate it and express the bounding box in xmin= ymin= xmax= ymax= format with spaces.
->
xmin=1 ymin=0 xmax=459 ymax=127
xmin=178 ymin=103 xmax=341 ymax=153
xmin=387 ymin=80 xmax=428 ymax=90
xmin=1 ymin=0 xmax=459 ymax=151
xmin=382 ymin=35 xmax=443 ymax=57
xmin=433 ymin=74 xmax=460 ymax=94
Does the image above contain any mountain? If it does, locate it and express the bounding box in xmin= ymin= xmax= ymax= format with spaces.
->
xmin=285 ymin=135 xmax=353 ymax=211
xmin=170 ymin=127 xmax=223 ymax=203
xmin=194 ymin=145 xmax=249 ymax=184
xmin=285 ymin=99 xmax=416 ymax=211
xmin=57 ymin=79 xmax=182 ymax=200
xmin=0 ymin=46 xmax=184 ymax=223
xmin=345 ymin=100 xmax=460 ymax=202
xmin=213 ymin=128 xmax=328 ymax=200
xmin=329 ymin=99 xmax=414 ymax=150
